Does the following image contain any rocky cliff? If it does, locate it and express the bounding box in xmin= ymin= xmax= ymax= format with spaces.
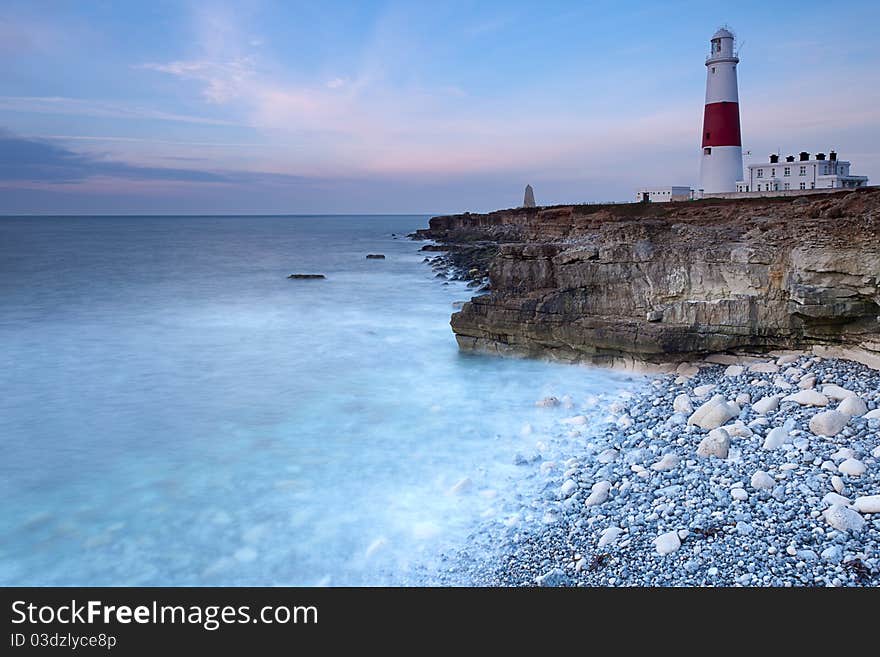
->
xmin=418 ymin=188 xmax=880 ymax=369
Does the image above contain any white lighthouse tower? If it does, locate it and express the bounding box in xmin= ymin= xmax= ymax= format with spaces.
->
xmin=699 ymin=27 xmax=743 ymax=194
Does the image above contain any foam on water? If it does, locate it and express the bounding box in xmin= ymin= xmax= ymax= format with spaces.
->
xmin=0 ymin=215 xmax=642 ymax=585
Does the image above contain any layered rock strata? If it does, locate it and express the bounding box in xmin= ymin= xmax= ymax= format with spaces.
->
xmin=417 ymin=189 xmax=880 ymax=368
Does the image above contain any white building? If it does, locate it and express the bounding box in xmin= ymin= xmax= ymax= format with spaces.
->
xmin=736 ymin=151 xmax=868 ymax=192
xmin=636 ymin=186 xmax=694 ymax=203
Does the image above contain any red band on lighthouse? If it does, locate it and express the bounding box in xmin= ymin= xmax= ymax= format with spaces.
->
xmin=702 ymin=101 xmax=741 ymax=147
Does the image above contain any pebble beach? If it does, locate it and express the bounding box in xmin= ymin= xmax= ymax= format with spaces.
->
xmin=439 ymin=353 xmax=880 ymax=587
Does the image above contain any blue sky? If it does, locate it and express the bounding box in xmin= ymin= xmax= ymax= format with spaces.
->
xmin=1 ymin=0 xmax=878 ymax=213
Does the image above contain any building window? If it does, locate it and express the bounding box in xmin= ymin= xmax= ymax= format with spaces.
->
xmin=799 ymin=166 xmax=807 ymax=176
xmin=771 ymin=168 xmax=776 ymax=177
xmin=757 ymin=184 xmax=762 ymax=191
xmin=704 ymin=147 xmax=711 ymax=155
xmin=799 ymin=182 xmax=806 ymax=190
xmin=784 ymin=167 xmax=790 ymax=176
xmin=757 ymin=169 xmax=763 ymax=178
xmin=784 ymin=183 xmax=790 ymax=190
xmin=810 ymin=182 xmax=815 ymax=189
xmin=823 ymin=165 xmax=829 ymax=175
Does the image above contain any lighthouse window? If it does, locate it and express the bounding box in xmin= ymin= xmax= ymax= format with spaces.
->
xmin=703 ymin=147 xmax=711 ymax=155
xmin=712 ymin=67 xmax=716 ymax=73
xmin=784 ymin=167 xmax=791 ymax=176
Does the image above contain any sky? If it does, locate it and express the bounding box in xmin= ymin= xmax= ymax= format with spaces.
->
xmin=1 ymin=0 xmax=878 ymax=214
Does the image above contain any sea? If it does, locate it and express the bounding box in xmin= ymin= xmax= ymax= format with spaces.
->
xmin=0 ymin=215 xmax=639 ymax=585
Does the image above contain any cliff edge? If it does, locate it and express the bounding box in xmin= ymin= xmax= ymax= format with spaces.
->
xmin=418 ymin=188 xmax=880 ymax=368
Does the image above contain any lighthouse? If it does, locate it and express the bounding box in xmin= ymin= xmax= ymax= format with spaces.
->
xmin=699 ymin=27 xmax=743 ymax=194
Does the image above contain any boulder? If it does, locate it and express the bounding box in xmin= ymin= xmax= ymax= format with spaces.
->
xmin=673 ymin=393 xmax=693 ymax=414
xmin=651 ymin=453 xmax=680 ymax=471
xmin=838 ymin=458 xmax=867 ymax=476
xmin=696 ymin=428 xmax=730 ymax=459
xmin=762 ymin=425 xmax=792 ymax=450
xmin=821 ymin=384 xmax=857 ymax=401
xmin=809 ymin=410 xmax=849 ymax=436
xmin=782 ymin=389 xmax=829 ymax=406
xmin=824 ymin=504 xmax=865 ymax=532
xmin=837 ymin=396 xmax=867 ymax=417
xmin=752 ymin=395 xmax=781 ymax=415
xmin=724 ymin=364 xmax=744 ymax=377
xmin=692 ymin=384 xmax=716 ymax=398
xmin=687 ymin=395 xmax=741 ymax=430
xmin=852 ymin=495 xmax=880 ymax=514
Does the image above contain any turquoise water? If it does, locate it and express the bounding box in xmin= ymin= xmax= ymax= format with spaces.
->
xmin=0 ymin=215 xmax=637 ymax=585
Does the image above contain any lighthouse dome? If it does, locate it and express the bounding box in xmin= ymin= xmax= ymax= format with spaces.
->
xmin=712 ymin=27 xmax=734 ymax=39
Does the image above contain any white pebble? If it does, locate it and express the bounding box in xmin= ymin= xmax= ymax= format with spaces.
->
xmin=584 ymin=481 xmax=611 ymax=507
xmin=673 ymin=393 xmax=693 ymax=414
xmin=852 ymin=495 xmax=880 ymax=514
xmin=837 ymin=396 xmax=867 ymax=418
xmin=654 ymin=530 xmax=682 ymax=555
xmin=560 ymin=479 xmax=578 ymax=498
xmin=821 ymin=384 xmax=857 ymax=401
xmin=693 ymin=384 xmax=717 ymax=398
xmin=824 ymin=504 xmax=865 ymax=532
xmin=809 ymin=410 xmax=848 ymax=437
xmin=783 ymin=389 xmax=829 ymax=406
xmin=651 ymin=453 xmax=680 ymax=471
xmin=752 ymin=395 xmax=781 ymax=414
xmin=696 ymin=428 xmax=730 ymax=459
xmin=598 ymin=526 xmax=623 ymax=547
xmin=838 ymin=458 xmax=866 ymax=477
xmin=751 ymin=470 xmax=775 ymax=490
xmin=449 ymin=477 xmax=473 ymax=495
